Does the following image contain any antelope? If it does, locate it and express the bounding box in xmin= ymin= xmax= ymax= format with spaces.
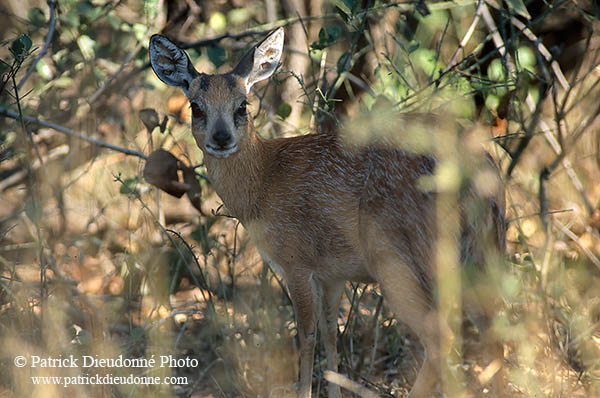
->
xmin=149 ymin=28 xmax=506 ymax=398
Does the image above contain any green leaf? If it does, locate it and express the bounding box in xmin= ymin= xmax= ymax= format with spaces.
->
xmin=35 ymin=59 xmax=52 ymax=80
xmin=144 ymin=0 xmax=159 ymax=20
xmin=77 ymin=35 xmax=96 ymax=60
xmin=119 ymin=176 xmax=139 ymax=195
xmin=325 ymin=26 xmax=341 ymax=41
xmin=10 ymin=34 xmax=33 ymax=60
xmin=342 ymin=0 xmax=357 ymax=14
xmin=209 ymin=12 xmax=227 ymax=32
xmin=106 ymin=13 xmax=121 ymax=30
xmin=516 ymin=46 xmax=536 ymax=71
xmin=485 ymin=94 xmax=500 ymax=111
xmin=61 ymin=9 xmax=80 ymax=29
xmin=28 ymin=8 xmax=46 ymax=27
xmin=311 ymin=26 xmax=341 ymax=50
xmin=24 ymin=199 xmax=42 ymax=224
xmin=410 ymin=48 xmax=438 ymax=77
xmin=277 ymin=102 xmax=292 ymax=119
xmin=228 ymin=8 xmax=251 ymax=25
xmin=487 ymin=58 xmax=506 ymax=82
xmin=337 ymin=51 xmax=351 ymax=74
xmin=75 ymin=1 xmax=98 ymax=20
xmin=132 ymin=23 xmax=147 ymax=42
xmin=506 ymin=0 xmax=531 ymax=19
xmin=334 ymin=6 xmax=349 ymax=22
xmin=408 ymin=40 xmax=420 ymax=54
xmin=207 ymin=46 xmax=226 ymax=68
xmin=49 ymin=76 xmax=74 ymax=89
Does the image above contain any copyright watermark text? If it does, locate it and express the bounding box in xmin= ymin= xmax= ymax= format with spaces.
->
xmin=14 ymin=354 xmax=197 ymax=369
xmin=14 ymin=354 xmax=196 ymax=387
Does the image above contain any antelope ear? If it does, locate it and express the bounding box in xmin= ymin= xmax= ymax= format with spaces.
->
xmin=232 ymin=28 xmax=284 ymax=93
xmin=149 ymin=34 xmax=198 ymax=95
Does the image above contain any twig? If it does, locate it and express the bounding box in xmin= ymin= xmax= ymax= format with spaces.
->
xmin=0 ymin=107 xmax=148 ymax=159
xmin=11 ymin=70 xmax=50 ymax=318
xmin=324 ymin=370 xmax=379 ymax=398
xmin=497 ymin=1 xmax=594 ymax=215
xmin=309 ymin=49 xmax=327 ymax=131
xmin=554 ymin=219 xmax=600 ymax=270
xmin=17 ymin=0 xmax=56 ymax=90
xmin=530 ymin=98 xmax=595 ymax=215
xmin=177 ymin=14 xmax=339 ymax=50
xmin=88 ymin=0 xmax=164 ymax=104
xmin=352 ymin=0 xmax=477 ymax=18
xmin=481 ymin=1 xmax=594 ymax=217
xmin=480 ymin=2 xmax=516 ymax=72
xmin=486 ymin=0 xmax=569 ymax=90
xmin=286 ymin=48 xmax=378 ymax=97
xmin=444 ymin=0 xmax=484 ymax=74
xmin=88 ymin=39 xmax=147 ymax=104
xmin=367 ymin=296 xmax=383 ymax=377
xmin=0 ymin=144 xmax=69 ymax=191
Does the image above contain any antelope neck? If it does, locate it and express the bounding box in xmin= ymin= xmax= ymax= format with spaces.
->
xmin=203 ymin=131 xmax=268 ymax=223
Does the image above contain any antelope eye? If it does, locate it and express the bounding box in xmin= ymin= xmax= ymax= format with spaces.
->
xmin=236 ymin=101 xmax=247 ymax=117
xmin=190 ymin=102 xmax=205 ymax=120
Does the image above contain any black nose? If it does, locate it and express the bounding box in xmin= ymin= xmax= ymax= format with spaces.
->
xmin=213 ymin=129 xmax=232 ymax=147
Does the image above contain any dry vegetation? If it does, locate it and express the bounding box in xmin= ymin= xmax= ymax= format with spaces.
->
xmin=1 ymin=0 xmax=600 ymax=397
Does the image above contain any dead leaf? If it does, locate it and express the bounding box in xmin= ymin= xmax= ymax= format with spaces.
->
xmin=182 ymin=166 xmax=203 ymax=214
xmin=143 ymin=149 xmax=189 ymax=198
xmin=139 ymin=108 xmax=160 ymax=132
xmin=159 ymin=115 xmax=168 ymax=132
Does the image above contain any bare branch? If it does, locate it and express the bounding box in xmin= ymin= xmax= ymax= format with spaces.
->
xmin=0 ymin=107 xmax=148 ymax=159
xmin=178 ymin=14 xmax=338 ymax=50
xmin=310 ymin=49 xmax=327 ymax=131
xmin=0 ymin=145 xmax=69 ymax=191
xmin=17 ymin=0 xmax=57 ymax=90
xmin=481 ymin=1 xmax=594 ymax=217
xmin=444 ymin=0 xmax=484 ymax=73
xmin=554 ymin=219 xmax=600 ymax=270
xmin=486 ymin=0 xmax=570 ymax=90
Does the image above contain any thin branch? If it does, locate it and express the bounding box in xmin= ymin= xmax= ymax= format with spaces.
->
xmin=11 ymin=70 xmax=50 ymax=311
xmin=0 ymin=107 xmax=212 ymax=186
xmin=177 ymin=14 xmax=338 ymax=50
xmin=88 ymin=39 xmax=146 ymax=104
xmin=88 ymin=0 xmax=164 ymax=104
xmin=0 ymin=145 xmax=69 ymax=191
xmin=481 ymin=2 xmax=516 ymax=72
xmin=444 ymin=0 xmax=484 ymax=74
xmin=554 ymin=219 xmax=600 ymax=270
xmin=486 ymin=0 xmax=569 ymax=90
xmin=309 ymin=49 xmax=327 ymax=131
xmin=324 ymin=371 xmax=379 ymax=398
xmin=17 ymin=0 xmax=57 ymax=90
xmin=285 ymin=48 xmax=378 ymax=97
xmin=0 ymin=107 xmax=148 ymax=159
xmin=481 ymin=1 xmax=594 ymax=217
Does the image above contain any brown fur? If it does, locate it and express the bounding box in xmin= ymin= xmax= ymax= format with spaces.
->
xmin=149 ymin=29 xmax=506 ymax=398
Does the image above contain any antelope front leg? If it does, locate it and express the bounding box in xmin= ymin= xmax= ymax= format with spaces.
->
xmin=288 ymin=271 xmax=318 ymax=398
